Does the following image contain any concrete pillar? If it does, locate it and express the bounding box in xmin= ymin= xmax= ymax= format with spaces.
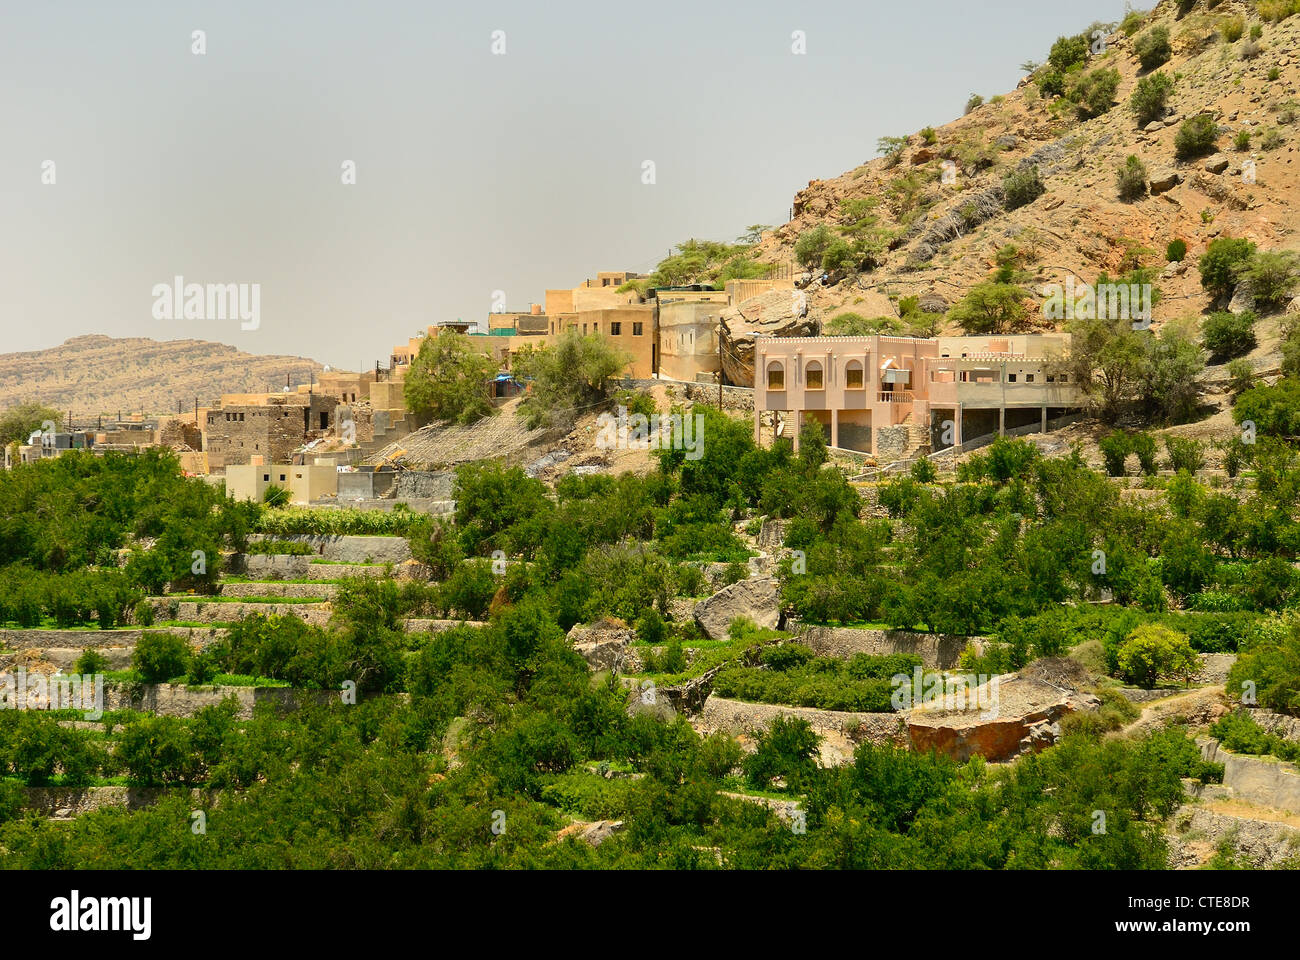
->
xmin=792 ymin=409 xmax=802 ymax=453
xmin=831 ymin=408 xmax=839 ymax=450
xmin=754 ymin=407 xmax=761 ymax=446
xmin=998 ymin=407 xmax=1005 ymax=436
xmin=1041 ymin=406 xmax=1047 ymax=433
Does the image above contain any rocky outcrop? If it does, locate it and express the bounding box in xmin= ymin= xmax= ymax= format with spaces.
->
xmin=717 ymin=290 xmax=818 ymax=386
xmin=556 ymin=819 xmax=626 ymax=847
xmin=657 ymin=666 xmax=722 ymax=715
xmin=694 ymin=578 xmax=781 ymax=640
xmin=567 ymin=618 xmax=636 ymax=672
xmin=697 ymin=695 xmax=904 ymax=765
xmin=902 ymin=659 xmax=1099 ymax=763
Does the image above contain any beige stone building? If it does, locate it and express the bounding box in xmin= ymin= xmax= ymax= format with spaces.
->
xmin=224 ymin=459 xmax=339 ymax=504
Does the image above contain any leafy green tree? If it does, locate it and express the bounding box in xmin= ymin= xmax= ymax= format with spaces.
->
xmin=1117 ymin=624 xmax=1198 ymax=688
xmin=794 ymin=225 xmax=835 ymax=270
xmin=132 ymin=632 xmax=190 ymax=682
xmin=0 ymin=401 xmax=61 ymax=446
xmin=1047 ymin=34 xmax=1089 ymax=72
xmin=514 ymin=330 xmax=630 ymax=430
xmin=403 ymin=329 xmax=497 ymax=425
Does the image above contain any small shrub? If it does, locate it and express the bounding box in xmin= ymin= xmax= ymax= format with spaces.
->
xmin=1130 ymin=71 xmax=1175 ymax=126
xmin=263 ymin=485 xmax=291 ymax=508
xmin=1117 ymin=623 xmax=1198 ymax=688
xmin=1130 ymin=431 xmax=1158 ymax=475
xmin=1099 ymin=432 xmax=1130 ymax=476
xmin=73 ymin=648 xmax=110 ymax=675
xmin=133 ymin=599 xmax=155 ymax=627
xmin=1199 ymin=236 xmax=1257 ymax=298
xmin=1003 ymin=165 xmax=1045 ymax=210
xmin=1166 ymin=238 xmax=1187 ymax=262
xmin=1116 ymin=155 xmax=1149 ymax=200
xmin=1234 ymin=129 xmax=1251 ymax=151
xmin=1224 ymin=360 xmax=1253 ymax=401
xmin=1038 ymin=69 xmax=1065 ymax=99
xmin=1201 ymin=310 xmax=1257 ymax=361
xmin=1175 ymin=114 xmax=1220 ymax=159
xmin=1165 ymin=436 xmax=1205 ymax=474
xmin=1261 ymin=128 xmax=1286 ymax=150
xmin=1221 ymin=16 xmax=1245 ymax=41
xmin=965 ymin=93 xmax=984 ymax=114
xmin=910 ymin=457 xmax=938 ymax=483
xmin=1134 ymin=26 xmax=1172 ymax=70
xmin=1069 ymin=67 xmax=1121 ymax=118
xmin=1238 ymin=250 xmax=1300 ymax=310
xmin=920 ymin=126 xmax=938 ymax=144
xmin=1268 ymin=66 xmax=1282 ymax=81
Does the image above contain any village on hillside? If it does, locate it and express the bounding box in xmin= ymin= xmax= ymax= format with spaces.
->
xmin=8 ymin=0 xmax=1300 ymax=900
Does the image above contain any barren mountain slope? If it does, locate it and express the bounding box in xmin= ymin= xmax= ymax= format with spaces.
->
xmin=0 ymin=335 xmax=325 ymax=416
xmin=755 ymin=0 xmax=1300 ymax=331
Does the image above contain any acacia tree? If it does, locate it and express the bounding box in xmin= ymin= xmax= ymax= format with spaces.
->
xmin=403 ymin=330 xmax=497 ymax=425
xmin=1066 ymin=317 xmax=1149 ymax=421
xmin=948 ymin=282 xmax=1029 ymax=334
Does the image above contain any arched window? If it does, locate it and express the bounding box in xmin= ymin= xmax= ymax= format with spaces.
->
xmin=805 ymin=361 xmax=824 ymax=390
xmin=766 ymin=361 xmax=785 ymax=391
xmin=845 ymin=360 xmax=864 ymax=389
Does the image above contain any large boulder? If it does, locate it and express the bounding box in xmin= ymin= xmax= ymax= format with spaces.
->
xmin=694 ymin=578 xmax=781 ymax=640
xmin=567 ymin=617 xmax=635 ymax=672
xmin=1149 ymin=169 xmax=1182 ymax=194
xmin=718 ymin=290 xmax=818 ymax=386
xmin=902 ymin=658 xmax=1099 ymax=763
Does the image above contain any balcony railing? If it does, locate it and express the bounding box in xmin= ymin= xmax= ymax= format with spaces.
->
xmin=877 ymin=390 xmax=914 ymax=403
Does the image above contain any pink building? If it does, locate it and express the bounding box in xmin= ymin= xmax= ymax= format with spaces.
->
xmin=753 ymin=334 xmax=1080 ymax=458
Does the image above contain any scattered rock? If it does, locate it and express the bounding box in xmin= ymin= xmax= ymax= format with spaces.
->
xmin=1149 ymin=169 xmax=1182 ymax=194
xmin=567 ymin=617 xmax=635 ymax=672
xmin=1205 ymin=155 xmax=1231 ymax=174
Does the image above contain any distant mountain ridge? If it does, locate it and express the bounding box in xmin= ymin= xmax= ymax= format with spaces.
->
xmin=0 ymin=335 xmax=325 ymax=417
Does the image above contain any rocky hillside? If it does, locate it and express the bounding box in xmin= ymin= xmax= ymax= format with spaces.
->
xmin=755 ymin=0 xmax=1299 ymax=331
xmin=0 ymin=335 xmax=324 ymax=416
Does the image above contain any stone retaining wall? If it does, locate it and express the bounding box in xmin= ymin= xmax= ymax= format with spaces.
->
xmin=249 ymin=534 xmax=412 ymax=564
xmin=0 ymin=627 xmax=226 ymax=651
xmin=220 ymin=581 xmax=340 ymax=599
xmin=104 ymin=682 xmax=339 ymax=718
xmin=154 ymin=599 xmax=333 ymax=627
xmin=1200 ymin=737 xmax=1300 ymax=814
xmin=790 ymin=623 xmax=984 ymax=670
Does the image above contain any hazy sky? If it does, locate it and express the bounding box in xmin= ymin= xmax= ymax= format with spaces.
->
xmin=1 ymin=0 xmax=1113 ymax=373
